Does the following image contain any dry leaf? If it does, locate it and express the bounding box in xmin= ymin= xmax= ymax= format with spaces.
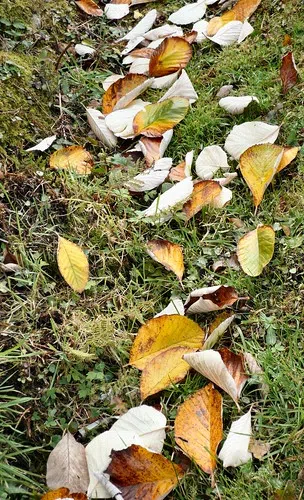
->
xmin=120 ymin=9 xmax=157 ymax=40
xmin=196 ymin=145 xmax=230 ymax=180
xmin=125 ymin=160 xmax=171 ymax=192
xmin=0 ymin=247 xmax=22 ymax=273
xmin=183 ymin=180 xmax=222 ymax=219
xmin=169 ymin=150 xmax=193 ymax=181
xmin=159 ymin=70 xmax=198 ymax=104
xmin=149 ymin=37 xmax=192 ymax=77
xmin=169 ymin=0 xmax=207 ymax=26
xmin=133 ymin=97 xmax=189 ymax=137
xmin=105 ymin=2 xmax=129 ymax=20
xmin=207 ymin=0 xmax=261 ymax=36
xmin=219 ymin=95 xmax=259 ymax=115
xmin=129 ymin=314 xmax=204 ymax=370
xmin=239 ymin=143 xmax=283 ymax=207
xmin=175 ymin=383 xmax=222 ymax=474
xmin=49 ymin=146 xmax=93 ymax=174
xmin=46 ymin=432 xmax=89 ymax=493
xmin=280 ymin=51 xmax=298 ymax=94
xmin=150 ymin=71 xmax=180 ymax=90
xmin=219 ymin=409 xmax=252 ymax=467
xmin=106 ymin=444 xmax=184 ymax=499
xmin=144 ymin=24 xmax=183 ymax=41
xmin=102 ymin=74 xmax=152 ymax=114
xmin=154 ymin=298 xmax=184 ymax=317
xmin=277 ymin=146 xmax=299 ymax=173
xmin=139 ymin=130 xmax=173 ymax=167
xmin=75 ymin=0 xmax=103 ymax=15
xmin=203 ymin=312 xmax=235 ymax=351
xmin=225 ymin=121 xmax=280 ymax=160
xmin=25 ymin=135 xmax=56 ymax=152
xmin=86 ymin=108 xmax=117 ymax=148
xmin=57 ymin=236 xmax=89 ymax=293
xmin=102 ymin=74 xmax=123 ymax=90
xmin=184 ymin=285 xmax=238 ymax=314
xmin=183 ymin=30 xmax=198 ymax=44
xmin=41 ymin=489 xmax=87 ymax=500
xmin=105 ymin=99 xmax=149 ymax=139
xmin=237 ymin=225 xmax=275 ymax=276
xmin=216 ymin=84 xmax=233 ymax=98
xmin=249 ymin=439 xmax=270 ymax=460
xmin=147 ymin=239 xmax=184 ymax=281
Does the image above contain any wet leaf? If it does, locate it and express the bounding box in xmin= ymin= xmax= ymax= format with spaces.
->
xmin=147 ymin=239 xmax=184 ymax=281
xmin=49 ymin=146 xmax=93 ymax=174
xmin=149 ymin=37 xmax=192 ymax=77
xmin=102 ymin=74 xmax=152 ymax=114
xmin=174 ymin=383 xmax=222 ymax=474
xmin=280 ymin=51 xmax=298 ymax=94
xmin=237 ymin=225 xmax=275 ymax=277
xmin=57 ymin=236 xmax=89 ymax=293
xmin=75 ymin=0 xmax=103 ymax=16
xmin=133 ymin=97 xmax=189 ymax=137
xmin=183 ymin=180 xmax=222 ymax=219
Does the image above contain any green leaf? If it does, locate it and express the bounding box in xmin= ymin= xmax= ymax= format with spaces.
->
xmin=237 ymin=225 xmax=275 ymax=277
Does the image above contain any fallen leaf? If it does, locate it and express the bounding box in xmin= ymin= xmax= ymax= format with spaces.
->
xmin=129 ymin=314 xmax=204 ymax=370
xmin=150 ymin=71 xmax=180 ymax=90
xmin=75 ymin=0 xmax=103 ymax=16
xmin=239 ymin=144 xmax=283 ymax=207
xmin=122 ymin=36 xmax=145 ymax=55
xmin=237 ymin=225 xmax=275 ymax=277
xmin=159 ymin=70 xmax=198 ymax=104
xmin=147 ymin=239 xmax=184 ymax=281
xmin=144 ymin=24 xmax=183 ymax=41
xmin=154 ymin=298 xmax=184 ymax=317
xmin=183 ymin=180 xmax=222 ymax=219
xmin=105 ymin=1 xmax=129 ymax=20
xmin=140 ymin=176 xmax=194 ymax=223
xmin=283 ymin=34 xmax=292 ymax=46
xmin=128 ymin=47 xmax=155 ymax=58
xmin=149 ymin=37 xmax=192 ymax=77
xmin=49 ymin=146 xmax=93 ymax=174
xmin=203 ymin=312 xmax=235 ymax=351
xmin=196 ymin=145 xmax=230 ymax=180
xmin=184 ymin=285 xmax=238 ymax=314
xmin=168 ymin=0 xmax=207 ymax=26
xmin=86 ymin=108 xmax=117 ymax=148
xmin=0 ymin=247 xmax=21 ymax=273
xmin=209 ymin=185 xmax=232 ymax=208
xmin=86 ymin=405 xmax=166 ymax=498
xmin=25 ymin=135 xmax=56 ymax=152
xmin=102 ymin=74 xmax=152 ymax=114
xmin=46 ymin=432 xmax=89 ymax=493
xmin=219 ymin=95 xmax=259 ymax=115
xmin=192 ymin=19 xmax=208 ymax=43
xmin=133 ymin=97 xmax=189 ymax=137
xmin=102 ymin=74 xmax=124 ymax=91
xmin=219 ymin=409 xmax=252 ymax=467
xmin=183 ymin=30 xmax=198 ymax=44
xmin=169 ymin=150 xmax=193 ymax=181
xmin=120 ymin=9 xmax=157 ymax=40
xmin=75 ymin=44 xmax=96 ymax=56
xmin=207 ymin=0 xmax=261 ymax=36
xmin=225 ymin=121 xmax=280 ymax=160
xmin=277 ymin=146 xmax=299 ymax=173
xmin=41 ymin=489 xmax=87 ymax=500
xmin=207 ymin=20 xmax=247 ymax=47
xmin=106 ymin=99 xmax=149 ymax=139
xmin=280 ymin=51 xmax=298 ymax=94
xmin=249 ymin=439 xmax=270 ymax=460
xmin=57 ymin=236 xmax=89 ymax=293
xmin=212 ymin=254 xmax=240 ymax=273
xmin=175 ymin=383 xmax=222 ymax=475
xmin=183 ymin=348 xmax=248 ymax=407
xmin=139 ymin=130 xmax=173 ymax=167
xmin=125 ymin=161 xmax=171 ymax=192
xmin=105 ymin=444 xmax=184 ymax=499
xmin=216 ymin=84 xmax=233 ymax=98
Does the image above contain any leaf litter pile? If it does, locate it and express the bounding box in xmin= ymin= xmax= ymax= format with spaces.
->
xmin=1 ymin=0 xmax=303 ymax=498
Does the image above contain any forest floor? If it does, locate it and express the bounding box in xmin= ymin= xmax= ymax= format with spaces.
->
xmin=0 ymin=0 xmax=304 ymax=498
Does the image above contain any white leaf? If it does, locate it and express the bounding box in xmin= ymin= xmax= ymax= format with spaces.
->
xmin=113 ymin=78 xmax=154 ymax=111
xmin=184 ymin=150 xmax=194 ymax=176
xmin=141 ymin=176 xmax=194 ymax=223
xmin=196 ymin=145 xmax=230 ymax=179
xmin=154 ymin=298 xmax=185 ymax=317
xmin=215 ymin=172 xmax=237 ymax=186
xmin=183 ymin=350 xmax=239 ymax=403
xmin=203 ymin=315 xmax=235 ymax=350
xmin=208 ymin=20 xmax=243 ymax=46
xmin=144 ymin=24 xmax=183 ymax=41
xmin=129 ymin=57 xmax=150 ymax=74
xmin=154 ymin=157 xmax=173 ymax=170
xmin=105 ymin=3 xmax=129 ymax=20
xmin=125 ymin=168 xmax=168 ymax=192
xmin=238 ymin=20 xmax=254 ymax=43
xmin=205 ymin=0 xmax=219 ymax=4
xmin=25 ymin=135 xmax=56 ymax=152
xmin=184 ymin=285 xmax=233 ymax=313
xmin=169 ymin=0 xmax=207 ymax=25
xmin=150 ymin=71 xmax=180 ymax=90
xmin=121 ymin=9 xmax=157 ymax=40
xmin=224 ymin=121 xmax=280 ymax=160
xmin=219 ymin=96 xmax=259 ymax=115
xmin=75 ymin=43 xmax=96 ymax=56
xmin=46 ymin=432 xmax=89 ymax=493
xmin=216 ymin=84 xmax=233 ymax=98
xmin=210 ymin=185 xmax=232 ymax=208
xmin=102 ymin=74 xmax=123 ymax=91
xmin=86 ymin=108 xmax=117 ymax=148
xmin=192 ymin=19 xmax=208 ymax=43
xmin=121 ymin=36 xmax=145 ymax=55
xmin=219 ymin=409 xmax=252 ymax=467
xmin=159 ymin=70 xmax=198 ymax=104
xmin=105 ymin=99 xmax=149 ymax=139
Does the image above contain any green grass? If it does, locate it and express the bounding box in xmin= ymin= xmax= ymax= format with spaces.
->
xmin=1 ymin=0 xmax=304 ymax=498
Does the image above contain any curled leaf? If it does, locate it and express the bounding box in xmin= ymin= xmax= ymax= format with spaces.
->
xmin=219 ymin=409 xmax=252 ymax=467
xmin=184 ymin=285 xmax=238 ymax=314
xmin=225 ymin=121 xmax=280 ymax=160
xmin=154 ymin=298 xmax=184 ymax=317
xmin=219 ymin=95 xmax=259 ymax=115
xmin=75 ymin=0 xmax=103 ymax=16
xmin=203 ymin=312 xmax=235 ymax=351
xmin=102 ymin=74 xmax=152 ymax=114
xmin=159 ymin=69 xmax=198 ymax=104
xmin=280 ymin=51 xmax=298 ymax=94
xmin=149 ymin=37 xmax=192 ymax=77
xmin=196 ymin=145 xmax=230 ymax=180
xmin=169 ymin=0 xmax=207 ymax=26
xmin=182 ymin=180 xmax=222 ymax=219
xmin=86 ymin=108 xmax=117 ymax=148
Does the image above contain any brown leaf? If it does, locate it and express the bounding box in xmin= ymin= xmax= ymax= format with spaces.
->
xmin=280 ymin=52 xmax=298 ymax=94
xmin=283 ymin=34 xmax=292 ymax=46
xmin=183 ymin=180 xmax=222 ymax=219
xmin=219 ymin=347 xmax=248 ymax=396
xmin=129 ymin=48 xmax=155 ymax=59
xmin=0 ymin=247 xmax=22 ymax=273
xmin=149 ymin=37 xmax=192 ymax=77
xmin=106 ymin=444 xmax=184 ymax=500
xmin=74 ymin=0 xmax=103 ymax=16
xmin=46 ymin=432 xmax=89 ymax=493
xmin=249 ymin=439 xmax=270 ymax=460
xmin=175 ymin=383 xmax=223 ymax=475
xmin=183 ymin=30 xmax=198 ymax=44
xmin=146 ymin=239 xmax=184 ymax=281
xmin=185 ymin=285 xmax=239 ymax=314
xmin=102 ymin=74 xmax=149 ymax=114
xmin=139 ymin=137 xmax=163 ymax=167
xmin=168 ymin=160 xmax=187 ymax=181
xmin=41 ymin=488 xmax=87 ymax=500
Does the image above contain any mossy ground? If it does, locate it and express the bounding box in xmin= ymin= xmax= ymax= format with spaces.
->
xmin=1 ymin=0 xmax=304 ymax=498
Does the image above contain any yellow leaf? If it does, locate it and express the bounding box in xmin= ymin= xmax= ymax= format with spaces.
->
xmin=102 ymin=74 xmax=150 ymax=115
xmin=105 ymin=444 xmax=184 ymax=499
xmin=41 ymin=489 xmax=87 ymax=500
xmin=207 ymin=12 xmax=236 ymax=37
xmin=147 ymin=239 xmax=184 ymax=281
xmin=57 ymin=236 xmax=89 ymax=293
xmin=133 ymin=97 xmax=189 ymax=137
xmin=237 ymin=225 xmax=275 ymax=277
xmin=277 ymin=146 xmax=299 ymax=173
xmin=49 ymin=146 xmax=93 ymax=174
xmin=174 ymin=383 xmax=223 ymax=474
xmin=183 ymin=180 xmax=222 ymax=219
xmin=149 ymin=37 xmax=192 ymax=77
xmin=239 ymin=143 xmax=284 ymax=207
xmin=129 ymin=315 xmax=204 ymax=370
xmin=140 ymin=346 xmax=195 ymax=399
xmin=207 ymin=0 xmax=261 ymax=36
xmin=75 ymin=0 xmax=103 ymax=15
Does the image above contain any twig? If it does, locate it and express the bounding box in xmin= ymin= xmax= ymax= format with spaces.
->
xmin=93 ymin=472 xmax=124 ymax=500
xmin=55 ymin=41 xmax=73 ymax=71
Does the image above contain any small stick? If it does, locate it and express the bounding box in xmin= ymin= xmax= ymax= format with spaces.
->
xmin=93 ymin=472 xmax=124 ymax=500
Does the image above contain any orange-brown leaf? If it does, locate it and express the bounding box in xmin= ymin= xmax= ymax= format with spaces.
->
xmin=183 ymin=30 xmax=198 ymax=44
xmin=219 ymin=347 xmax=248 ymax=395
xmin=75 ymin=0 xmax=103 ymax=16
xmin=168 ymin=161 xmax=187 ymax=181
xmin=49 ymin=146 xmax=93 ymax=174
xmin=139 ymin=137 xmax=163 ymax=167
xmin=147 ymin=239 xmax=184 ymax=281
xmin=183 ymin=180 xmax=222 ymax=219
xmin=277 ymin=146 xmax=299 ymax=173
xmin=280 ymin=51 xmax=298 ymax=94
xmin=175 ymin=383 xmax=222 ymax=474
xmin=207 ymin=0 xmax=261 ymax=36
xmin=129 ymin=48 xmax=155 ymax=59
xmin=106 ymin=444 xmax=184 ymax=500
xmin=149 ymin=37 xmax=192 ymax=77
xmin=41 ymin=489 xmax=87 ymax=500
xmin=102 ymin=74 xmax=148 ymax=114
